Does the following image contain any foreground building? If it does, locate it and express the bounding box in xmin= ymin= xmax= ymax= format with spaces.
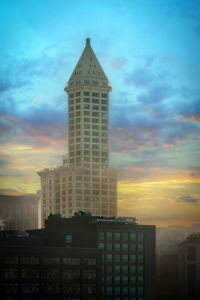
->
xmin=0 ymin=213 xmax=155 ymax=300
xmin=38 ymin=38 xmax=118 ymax=224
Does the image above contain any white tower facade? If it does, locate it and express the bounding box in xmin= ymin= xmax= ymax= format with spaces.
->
xmin=38 ymin=39 xmax=118 ymax=224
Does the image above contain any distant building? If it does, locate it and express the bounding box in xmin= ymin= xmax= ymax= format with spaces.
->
xmin=38 ymin=38 xmax=118 ymax=225
xmin=0 ymin=194 xmax=40 ymax=231
xmin=178 ymin=233 xmax=200 ymax=300
xmin=156 ymin=225 xmax=200 ymax=256
xmin=0 ymin=213 xmax=156 ymax=300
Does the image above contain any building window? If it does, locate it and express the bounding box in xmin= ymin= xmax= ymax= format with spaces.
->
xmin=122 ymin=232 xmax=128 ymax=241
xmin=4 ymin=283 xmax=18 ymax=293
xmin=4 ymin=268 xmax=18 ymax=279
xmin=114 ymin=243 xmax=120 ymax=251
xmin=114 ymin=265 xmax=120 ymax=274
xmin=122 ymin=265 xmax=128 ymax=274
xmin=41 ymin=269 xmax=60 ymax=280
xmin=115 ymin=276 xmax=120 ymax=284
xmin=4 ymin=256 xmax=18 ymax=264
xmin=114 ymin=254 xmax=120 ymax=263
xmin=106 ymin=232 xmax=112 ymax=240
xmin=130 ymin=232 xmax=136 ymax=241
xmin=130 ymin=287 xmax=136 ymax=295
xmin=139 ymin=275 xmax=144 ymax=283
xmin=130 ymin=243 xmax=136 ymax=252
xmin=130 ymin=265 xmax=136 ymax=274
xmin=42 ymin=257 xmax=60 ymax=264
xmin=21 ymin=283 xmax=40 ymax=293
xmin=98 ymin=242 xmax=104 ymax=249
xmin=139 ymin=287 xmax=144 ymax=296
xmin=63 ymin=269 xmax=80 ymax=280
xmin=122 ymin=286 xmax=128 ymax=295
xmin=83 ymin=269 xmax=96 ymax=279
xmin=138 ymin=265 xmax=144 ymax=274
xmin=106 ymin=275 xmax=112 ymax=284
xmin=21 ymin=257 xmax=39 ymax=264
xmin=122 ymin=243 xmax=128 ymax=251
xmin=107 ymin=243 xmax=112 ymax=251
xmin=83 ymin=258 xmax=96 ymax=265
xmin=21 ymin=269 xmax=39 ymax=279
xmin=106 ymin=254 xmax=112 ymax=262
xmin=122 ymin=254 xmax=128 ymax=263
xmin=87 ymin=284 xmax=96 ymax=295
xmin=130 ymin=275 xmax=136 ymax=283
xmin=106 ymin=286 xmax=112 ymax=295
xmin=130 ymin=254 xmax=136 ymax=263
xmin=139 ymin=254 xmax=144 ymax=263
xmin=63 ymin=257 xmax=80 ymax=265
xmin=41 ymin=283 xmax=60 ymax=293
xmin=122 ymin=275 xmax=128 ymax=283
xmin=92 ymin=92 xmax=99 ymax=97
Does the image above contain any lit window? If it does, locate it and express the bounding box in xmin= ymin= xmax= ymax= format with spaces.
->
xmin=106 ymin=232 xmax=112 ymax=240
xmin=98 ymin=242 xmax=104 ymax=249
xmin=114 ymin=243 xmax=120 ymax=251
xmin=106 ymin=254 xmax=112 ymax=262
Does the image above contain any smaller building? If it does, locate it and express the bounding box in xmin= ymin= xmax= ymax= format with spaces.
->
xmin=178 ymin=233 xmax=200 ymax=300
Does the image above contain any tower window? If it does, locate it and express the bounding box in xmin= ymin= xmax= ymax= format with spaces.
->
xmin=92 ymin=92 xmax=99 ymax=97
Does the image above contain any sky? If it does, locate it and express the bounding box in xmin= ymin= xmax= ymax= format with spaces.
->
xmin=0 ymin=0 xmax=200 ymax=226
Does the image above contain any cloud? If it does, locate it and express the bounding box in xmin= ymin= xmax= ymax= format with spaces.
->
xmin=0 ymin=189 xmax=23 ymax=196
xmin=110 ymin=58 xmax=127 ymax=69
xmin=178 ymin=195 xmax=198 ymax=203
xmin=124 ymin=68 xmax=155 ymax=87
xmin=0 ymin=79 xmax=27 ymax=95
xmin=137 ymin=83 xmax=175 ymax=105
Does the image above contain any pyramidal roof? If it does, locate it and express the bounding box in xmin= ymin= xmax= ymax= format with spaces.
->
xmin=67 ymin=38 xmax=110 ymax=88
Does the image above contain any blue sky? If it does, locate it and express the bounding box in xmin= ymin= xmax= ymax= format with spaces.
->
xmin=0 ymin=0 xmax=200 ymax=225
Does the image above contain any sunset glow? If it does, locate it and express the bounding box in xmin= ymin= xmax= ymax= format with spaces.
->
xmin=0 ymin=0 xmax=200 ymax=226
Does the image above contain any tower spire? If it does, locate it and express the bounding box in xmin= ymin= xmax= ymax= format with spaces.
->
xmin=66 ymin=38 xmax=111 ymax=90
xmin=86 ymin=37 xmax=91 ymax=46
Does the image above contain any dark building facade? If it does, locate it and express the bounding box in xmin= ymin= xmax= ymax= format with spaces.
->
xmin=178 ymin=233 xmax=200 ymax=300
xmin=0 ymin=213 xmax=155 ymax=300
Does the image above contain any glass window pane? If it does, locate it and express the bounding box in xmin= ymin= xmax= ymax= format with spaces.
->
xmin=114 ymin=265 xmax=120 ymax=274
xmin=114 ymin=232 xmax=120 ymax=240
xmin=107 ymin=243 xmax=112 ymax=251
xmin=138 ymin=232 xmax=144 ymax=242
xmin=122 ymin=254 xmax=128 ymax=263
xmin=106 ymin=232 xmax=112 ymax=240
xmin=106 ymin=254 xmax=112 ymax=262
xmin=122 ymin=243 xmax=128 ymax=251
xmin=130 ymin=233 xmax=136 ymax=240
xmin=98 ymin=242 xmax=104 ymax=249
xmin=122 ymin=232 xmax=128 ymax=241
xmin=122 ymin=265 xmax=128 ymax=274
xmin=114 ymin=243 xmax=120 ymax=251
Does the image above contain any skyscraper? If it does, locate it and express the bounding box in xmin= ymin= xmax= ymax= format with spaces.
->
xmin=38 ymin=38 xmax=118 ymax=224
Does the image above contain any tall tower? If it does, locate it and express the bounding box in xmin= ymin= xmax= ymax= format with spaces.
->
xmin=38 ymin=39 xmax=118 ymax=224
xmin=65 ymin=38 xmax=110 ymax=169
